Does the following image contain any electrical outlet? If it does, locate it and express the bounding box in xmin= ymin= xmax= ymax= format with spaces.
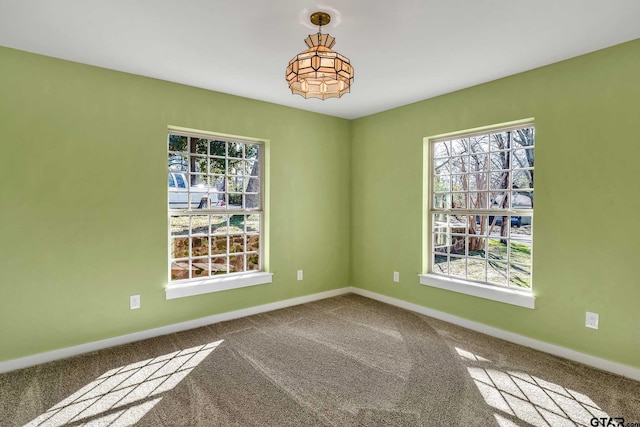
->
xmin=393 ymin=271 xmax=400 ymax=282
xmin=130 ymin=295 xmax=141 ymax=310
xmin=585 ymin=311 xmax=599 ymax=329
xmin=297 ymin=270 xmax=303 ymax=281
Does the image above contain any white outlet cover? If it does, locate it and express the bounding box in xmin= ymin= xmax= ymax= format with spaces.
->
xmin=585 ymin=311 xmax=599 ymax=329
xmin=393 ymin=272 xmax=400 ymax=282
xmin=130 ymin=295 xmax=141 ymax=310
xmin=297 ymin=270 xmax=303 ymax=281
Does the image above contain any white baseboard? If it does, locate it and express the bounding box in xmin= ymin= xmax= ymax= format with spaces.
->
xmin=348 ymin=287 xmax=640 ymax=381
xmin=3 ymin=286 xmax=638 ymax=381
xmin=0 ymin=287 xmax=351 ymax=374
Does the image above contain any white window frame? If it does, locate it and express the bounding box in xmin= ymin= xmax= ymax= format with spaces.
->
xmin=165 ymin=129 xmax=271 ymax=300
xmin=419 ymin=121 xmax=535 ymax=309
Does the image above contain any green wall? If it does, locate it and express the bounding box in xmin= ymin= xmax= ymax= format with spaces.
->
xmin=2 ymin=38 xmax=639 ymax=369
xmin=0 ymin=47 xmax=350 ymax=362
xmin=350 ymin=38 xmax=640 ymax=368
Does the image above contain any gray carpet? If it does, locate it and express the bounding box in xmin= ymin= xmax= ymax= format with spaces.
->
xmin=1 ymin=294 xmax=638 ymax=426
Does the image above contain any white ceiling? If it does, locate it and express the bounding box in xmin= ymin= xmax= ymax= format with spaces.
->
xmin=1 ymin=0 xmax=639 ymax=119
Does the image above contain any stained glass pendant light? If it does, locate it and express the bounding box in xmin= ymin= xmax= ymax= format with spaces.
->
xmin=285 ymin=12 xmax=354 ymax=100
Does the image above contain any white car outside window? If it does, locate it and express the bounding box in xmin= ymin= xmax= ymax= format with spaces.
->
xmin=168 ymin=172 xmax=218 ymax=209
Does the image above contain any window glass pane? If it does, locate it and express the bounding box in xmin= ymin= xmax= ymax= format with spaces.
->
xmin=451 ymin=138 xmax=468 ymax=156
xmin=490 ymin=172 xmax=507 ymax=191
xmin=246 ymin=160 xmax=259 ymax=177
xmin=174 ymin=173 xmax=187 ymax=188
xmin=432 ymin=212 xmax=447 ymax=226
xmin=191 ymin=138 xmax=208 ymax=155
xmin=470 ymin=192 xmax=488 ymax=209
xmin=210 ymin=158 xmax=226 ymax=174
xmin=211 ymin=215 xmax=228 ymax=234
xmin=511 ymin=193 xmax=532 ymax=209
xmin=229 ymin=215 xmax=245 ymax=233
xmin=210 ymin=256 xmax=227 ymax=275
xmin=451 ymin=175 xmax=466 ymax=191
xmin=433 ymin=141 xmax=450 ymax=158
xmin=433 ymin=233 xmax=448 ymax=251
xmin=512 ymin=215 xmax=532 ymax=231
xmin=229 ymin=235 xmax=244 ymax=253
xmin=433 ymin=193 xmax=450 ymax=209
xmin=191 ymin=237 xmax=209 ymax=257
xmin=246 ymin=214 xmax=260 ymax=233
xmin=171 ymin=238 xmax=189 ymax=259
xmin=510 ymin=264 xmax=531 ymax=288
xmin=228 ymin=159 xmax=244 ymax=175
xmin=468 ymin=173 xmax=487 ymax=191
xmin=469 ymin=154 xmax=488 ymax=173
xmin=227 ymin=176 xmax=244 ymax=193
xmin=452 ymin=192 xmax=467 ymax=209
xmin=169 ymin=154 xmax=188 ymax=172
xmin=469 ymin=135 xmax=489 ymax=153
xmin=433 ymin=254 xmax=448 ymax=274
xmin=191 ymin=259 xmax=208 ymax=278
xmin=247 ymin=254 xmax=260 ymax=271
xmin=449 ymin=215 xmax=468 ymax=232
xmin=169 ymin=135 xmax=188 ymax=152
xmin=488 ymin=238 xmax=508 ymax=263
xmin=228 ymin=142 xmax=243 ymax=158
xmin=434 ymin=175 xmax=450 ymax=193
xmin=245 ymin=144 xmax=260 ymax=160
xmin=467 ymin=259 xmax=486 ymax=281
xmin=169 ymin=191 xmax=187 ymax=209
xmin=468 ymin=235 xmax=486 ymax=254
xmin=512 ymin=170 xmax=533 ymax=190
xmin=228 ymin=194 xmax=242 ymax=209
xmin=490 ymin=132 xmax=509 ymax=151
xmin=434 ymin=158 xmax=450 ymax=175
xmin=229 ymin=254 xmax=244 ymax=273
xmin=490 ymin=152 xmax=508 ymax=171
xmin=171 ymin=261 xmax=189 ymax=281
xmin=190 ymin=216 xmax=209 ymax=235
xmin=490 ymin=191 xmax=507 ymax=208
xmin=211 ymin=235 xmax=227 ymax=255
xmin=170 ymin=216 xmax=189 ymax=236
xmin=512 ymin=128 xmax=534 ymax=149
xmin=473 ymin=215 xmax=489 ymax=235
xmin=245 ymin=176 xmax=260 ymax=194
xmin=210 ymin=175 xmax=225 ymax=193
xmin=513 ymin=148 xmax=534 ymax=169
xmin=487 ymin=262 xmax=507 ymax=285
xmin=450 ymin=156 xmax=468 ymax=174
xmin=190 ymin=156 xmax=207 ymax=173
xmin=510 ymin=240 xmax=532 ymax=266
xmin=449 ymin=256 xmax=466 ymax=279
xmin=247 ymin=235 xmax=260 ymax=252
xmin=245 ymin=194 xmax=260 ymax=210
xmin=210 ymin=140 xmax=226 ymax=157
xmin=450 ymin=236 xmax=466 ymax=256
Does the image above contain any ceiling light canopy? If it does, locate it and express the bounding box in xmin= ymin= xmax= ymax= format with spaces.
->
xmin=286 ymin=12 xmax=354 ymax=100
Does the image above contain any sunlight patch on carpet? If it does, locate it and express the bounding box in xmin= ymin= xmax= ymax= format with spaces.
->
xmin=457 ymin=347 xmax=610 ymax=427
xmin=25 ymin=340 xmax=223 ymax=427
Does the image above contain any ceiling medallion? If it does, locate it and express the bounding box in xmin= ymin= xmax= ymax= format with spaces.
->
xmin=285 ymin=12 xmax=354 ymax=100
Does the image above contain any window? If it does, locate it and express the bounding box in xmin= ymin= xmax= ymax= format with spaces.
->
xmin=421 ymin=123 xmax=535 ymax=308
xmin=166 ymin=130 xmax=271 ymax=299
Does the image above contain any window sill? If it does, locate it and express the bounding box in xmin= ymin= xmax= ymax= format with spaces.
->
xmin=166 ymin=272 xmax=273 ymax=300
xmin=418 ymin=274 xmax=535 ymax=309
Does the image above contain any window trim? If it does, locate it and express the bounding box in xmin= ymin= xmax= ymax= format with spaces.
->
xmin=422 ymin=119 xmax=535 ymax=308
xmin=166 ymin=127 xmax=270 ymax=299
